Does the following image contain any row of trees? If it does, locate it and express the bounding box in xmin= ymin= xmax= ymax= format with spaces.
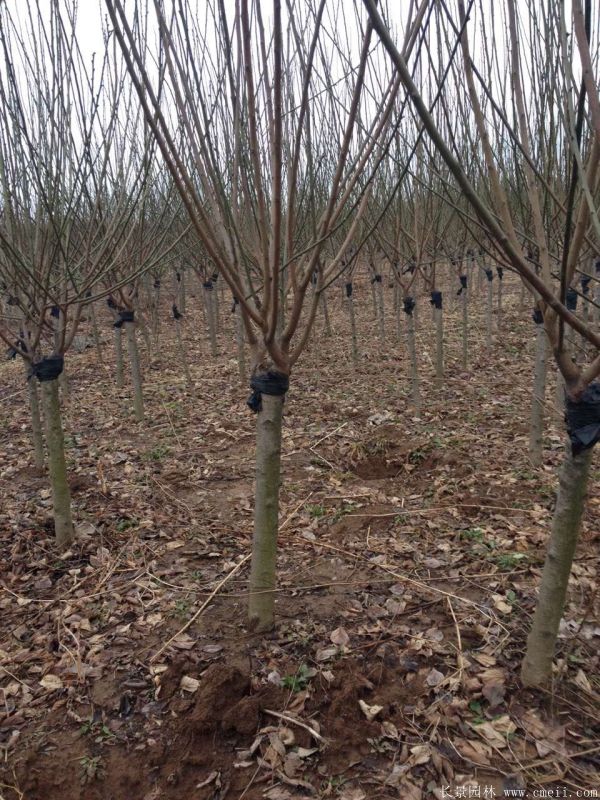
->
xmin=1 ymin=0 xmax=599 ymax=689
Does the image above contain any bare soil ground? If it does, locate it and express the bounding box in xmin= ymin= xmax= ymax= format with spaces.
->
xmin=0 ymin=273 xmax=598 ymax=799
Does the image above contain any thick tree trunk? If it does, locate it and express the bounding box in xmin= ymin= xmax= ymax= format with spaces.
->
xmin=248 ymin=392 xmax=285 ymax=631
xmin=124 ymin=320 xmax=144 ymax=421
xmin=528 ymin=326 xmax=548 ymax=467
xmin=41 ymin=378 xmax=74 ymax=548
xmin=521 ymin=446 xmax=593 ymax=687
xmin=114 ymin=326 xmax=124 ymax=388
xmin=25 ymin=363 xmax=45 ymax=470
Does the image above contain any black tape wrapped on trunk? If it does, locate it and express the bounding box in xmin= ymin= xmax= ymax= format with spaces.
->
xmin=430 ymin=290 xmax=442 ymax=309
xmin=247 ymin=371 xmax=289 ymax=413
xmin=113 ymin=310 xmax=134 ymax=328
xmin=30 ymin=355 xmax=64 ymax=382
xmin=566 ymin=382 xmax=600 ymax=455
xmin=403 ymin=296 xmax=415 ymax=315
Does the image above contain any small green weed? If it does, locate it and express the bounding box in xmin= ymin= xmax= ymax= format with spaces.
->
xmin=308 ymin=504 xmax=326 ymax=519
xmin=282 ymin=663 xmax=314 ymax=692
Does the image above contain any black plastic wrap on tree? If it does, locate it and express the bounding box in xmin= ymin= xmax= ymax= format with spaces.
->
xmin=247 ymin=371 xmax=289 ymax=413
xmin=30 ymin=355 xmax=64 ymax=382
xmin=345 ymin=282 xmax=353 ymax=298
xmin=566 ymin=382 xmax=600 ymax=455
xmin=403 ymin=296 xmax=416 ymax=315
xmin=566 ymin=288 xmax=578 ymax=311
xmin=430 ymin=290 xmax=442 ymax=309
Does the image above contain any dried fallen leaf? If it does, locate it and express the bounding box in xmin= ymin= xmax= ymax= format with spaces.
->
xmin=425 ymin=668 xmax=445 ymax=687
xmin=330 ymin=627 xmax=350 ymax=647
xmin=39 ymin=674 xmax=63 ymax=691
xmin=180 ymin=675 xmax=200 ymax=693
xmin=358 ymin=699 xmax=383 ymax=722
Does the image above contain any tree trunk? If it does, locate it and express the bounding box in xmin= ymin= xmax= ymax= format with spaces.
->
xmin=497 ymin=276 xmax=503 ymax=325
xmin=248 ymin=392 xmax=285 ymax=631
xmin=486 ymin=279 xmax=493 ymax=348
xmin=370 ymin=279 xmax=377 ymax=318
xmin=321 ymin=291 xmax=332 ymax=337
xmin=406 ymin=312 xmax=421 ymax=410
xmin=205 ymin=287 xmax=218 ymax=357
xmin=348 ymin=295 xmax=359 ymax=366
xmin=89 ymin=302 xmax=104 ymax=366
xmin=521 ymin=445 xmax=593 ymax=687
xmin=175 ymin=319 xmax=192 ymax=389
xmin=25 ymin=363 xmax=45 ymax=470
xmin=377 ymin=280 xmax=385 ymax=339
xmin=395 ymin=286 xmax=402 ymax=343
xmin=434 ymin=306 xmax=443 ymax=390
xmin=114 ymin=326 xmax=124 ymax=388
xmin=180 ymin=268 xmax=186 ymax=314
xmin=461 ymin=289 xmax=468 ymax=369
xmin=235 ymin=303 xmax=247 ymax=384
xmin=124 ymin=320 xmax=144 ymax=421
xmin=528 ymin=325 xmax=548 ymax=467
xmin=41 ymin=378 xmax=74 ymax=548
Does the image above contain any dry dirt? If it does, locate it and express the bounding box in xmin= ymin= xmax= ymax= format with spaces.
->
xmin=0 ymin=271 xmax=598 ymax=799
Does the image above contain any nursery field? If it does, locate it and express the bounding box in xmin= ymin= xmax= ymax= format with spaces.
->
xmin=1 ymin=272 xmax=598 ymax=799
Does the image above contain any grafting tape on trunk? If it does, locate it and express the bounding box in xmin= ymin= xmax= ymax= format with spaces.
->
xmin=581 ymin=276 xmax=591 ymax=295
xmin=176 ymin=271 xmax=181 ymax=282
xmin=566 ymin=382 xmax=600 ymax=455
xmin=371 ymin=274 xmax=382 ymax=284
xmin=566 ymin=288 xmax=578 ymax=311
xmin=484 ymin=268 xmax=494 ymax=282
xmin=403 ymin=296 xmax=415 ymax=315
xmin=496 ymin=266 xmax=504 ymax=280
xmin=211 ymin=272 xmax=218 ymax=282
xmin=457 ymin=275 xmax=468 ymax=295
xmin=172 ymin=304 xmax=183 ymax=320
xmin=345 ymin=282 xmax=353 ymax=298
xmin=30 ymin=355 xmax=64 ymax=383
xmin=532 ymin=307 xmax=544 ymax=325
xmin=430 ymin=290 xmax=442 ymax=309
xmin=50 ymin=306 xmax=60 ymax=319
xmin=203 ymin=280 xmax=213 ymax=291
xmin=114 ymin=310 xmax=134 ymax=328
xmin=153 ymin=279 xmax=161 ymax=289
xmin=247 ymin=371 xmax=289 ymax=414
